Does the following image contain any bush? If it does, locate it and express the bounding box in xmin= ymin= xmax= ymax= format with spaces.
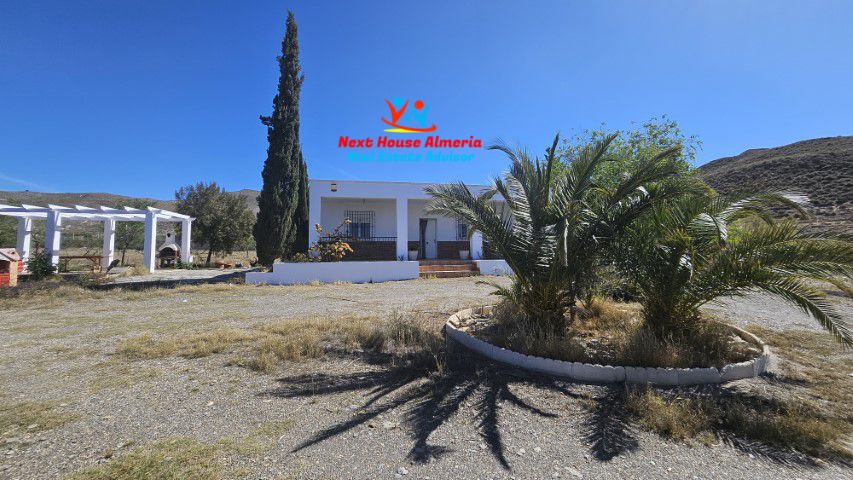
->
xmin=26 ymin=252 xmax=57 ymax=280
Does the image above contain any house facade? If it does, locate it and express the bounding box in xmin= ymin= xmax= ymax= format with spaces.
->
xmin=308 ymin=179 xmax=502 ymax=261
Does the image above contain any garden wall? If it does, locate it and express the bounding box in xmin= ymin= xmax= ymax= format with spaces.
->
xmin=475 ymin=259 xmax=511 ymax=276
xmin=246 ymin=261 xmax=419 ymax=285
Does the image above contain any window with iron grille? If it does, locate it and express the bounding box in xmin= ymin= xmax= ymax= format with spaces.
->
xmin=345 ymin=210 xmax=374 ymax=239
xmin=456 ymin=220 xmax=469 ymax=241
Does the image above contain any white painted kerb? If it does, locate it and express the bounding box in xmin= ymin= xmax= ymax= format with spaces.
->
xmin=445 ymin=307 xmax=771 ymax=386
xmin=246 ymin=261 xmax=419 ymax=285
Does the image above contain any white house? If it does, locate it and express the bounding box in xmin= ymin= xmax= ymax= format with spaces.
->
xmin=246 ymin=179 xmax=511 ymax=285
xmin=309 ymin=179 xmax=500 ymax=261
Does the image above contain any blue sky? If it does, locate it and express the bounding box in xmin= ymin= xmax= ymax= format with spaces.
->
xmin=1 ymin=0 xmax=851 ymax=199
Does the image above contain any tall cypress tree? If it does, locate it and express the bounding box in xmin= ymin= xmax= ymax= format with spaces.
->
xmin=293 ymin=150 xmax=309 ymax=253
xmin=254 ymin=11 xmax=307 ymax=265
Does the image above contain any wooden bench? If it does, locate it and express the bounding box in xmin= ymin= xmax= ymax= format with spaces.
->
xmin=58 ymin=255 xmax=103 ymax=273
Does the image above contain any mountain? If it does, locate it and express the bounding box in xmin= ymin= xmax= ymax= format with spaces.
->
xmin=699 ymin=136 xmax=853 ymax=232
xmin=0 ymin=190 xmax=260 ymax=213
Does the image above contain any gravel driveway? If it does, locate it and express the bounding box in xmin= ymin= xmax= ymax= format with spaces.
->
xmin=0 ymin=277 xmax=850 ymax=479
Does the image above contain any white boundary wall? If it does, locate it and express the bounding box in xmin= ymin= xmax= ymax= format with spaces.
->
xmin=475 ymin=259 xmax=511 ymax=276
xmin=246 ymin=261 xmax=419 ymax=285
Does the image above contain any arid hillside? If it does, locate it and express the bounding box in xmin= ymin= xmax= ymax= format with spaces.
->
xmin=699 ymin=136 xmax=853 ymax=232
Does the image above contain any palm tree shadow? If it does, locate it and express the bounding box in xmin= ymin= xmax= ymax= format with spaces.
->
xmin=262 ymin=361 xmax=564 ymax=470
xmin=260 ymin=361 xmax=841 ymax=470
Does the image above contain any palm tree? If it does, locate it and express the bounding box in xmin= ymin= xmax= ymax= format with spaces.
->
xmin=425 ymin=133 xmax=683 ymax=335
xmin=620 ymin=192 xmax=853 ymax=346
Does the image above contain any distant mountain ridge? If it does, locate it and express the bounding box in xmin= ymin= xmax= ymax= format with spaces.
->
xmin=3 ymin=136 xmax=851 ymax=232
xmin=0 ymin=189 xmax=261 ymax=214
xmin=699 ymin=136 xmax=853 ymax=232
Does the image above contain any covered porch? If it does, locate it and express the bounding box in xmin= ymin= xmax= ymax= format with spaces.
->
xmin=312 ymin=196 xmax=484 ymax=261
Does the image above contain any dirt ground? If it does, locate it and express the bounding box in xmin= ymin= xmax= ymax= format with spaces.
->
xmin=0 ymin=277 xmax=850 ymax=479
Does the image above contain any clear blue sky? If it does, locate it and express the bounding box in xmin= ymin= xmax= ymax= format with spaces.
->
xmin=1 ymin=0 xmax=851 ymax=199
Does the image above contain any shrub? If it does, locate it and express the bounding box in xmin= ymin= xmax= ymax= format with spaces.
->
xmin=26 ymin=251 xmax=57 ymax=280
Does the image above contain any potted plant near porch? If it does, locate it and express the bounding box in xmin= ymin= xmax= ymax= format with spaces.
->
xmin=459 ymin=249 xmax=470 ymax=260
xmin=408 ymin=249 xmax=419 ymax=260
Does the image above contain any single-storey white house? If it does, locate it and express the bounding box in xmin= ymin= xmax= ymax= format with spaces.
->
xmin=247 ymin=179 xmax=511 ymax=285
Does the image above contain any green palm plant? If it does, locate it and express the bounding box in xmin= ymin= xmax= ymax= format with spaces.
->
xmin=425 ymin=133 xmax=684 ymax=335
xmin=620 ymin=192 xmax=853 ymax=346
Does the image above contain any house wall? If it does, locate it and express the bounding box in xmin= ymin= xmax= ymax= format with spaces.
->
xmin=320 ymin=198 xmax=397 ymax=237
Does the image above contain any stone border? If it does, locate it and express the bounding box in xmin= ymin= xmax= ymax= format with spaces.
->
xmin=445 ymin=306 xmax=771 ymax=385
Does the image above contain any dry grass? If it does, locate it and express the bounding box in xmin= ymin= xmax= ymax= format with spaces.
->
xmin=624 ymin=325 xmax=853 ymax=460
xmin=625 ymin=387 xmax=711 ymax=441
xmin=0 ymin=401 xmax=77 ymax=440
xmin=116 ymin=328 xmax=256 ymax=360
xmin=68 ymin=438 xmax=221 ymax=480
xmin=115 ymin=311 xmax=447 ymax=375
xmin=482 ymin=298 xmax=753 ymax=368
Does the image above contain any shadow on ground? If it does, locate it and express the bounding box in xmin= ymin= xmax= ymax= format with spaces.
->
xmin=260 ymin=350 xmax=839 ymax=471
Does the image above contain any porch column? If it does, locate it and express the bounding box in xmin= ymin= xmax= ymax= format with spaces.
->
xmin=395 ymin=197 xmax=408 ymax=260
xmin=16 ymin=217 xmax=32 ymax=266
xmin=142 ymin=211 xmax=158 ymax=273
xmin=101 ymin=219 xmax=115 ymax=271
xmin=44 ymin=210 xmax=62 ymax=267
xmin=308 ymin=193 xmax=321 ymax=249
xmin=470 ymin=230 xmax=483 ymax=260
xmin=180 ymin=218 xmax=193 ymax=263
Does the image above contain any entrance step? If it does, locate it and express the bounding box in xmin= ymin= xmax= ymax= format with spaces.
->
xmin=418 ymin=260 xmax=479 ymax=278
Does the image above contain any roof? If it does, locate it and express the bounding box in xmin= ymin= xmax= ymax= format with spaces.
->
xmin=0 ymin=248 xmax=21 ymax=262
xmin=0 ymin=204 xmax=192 ymax=222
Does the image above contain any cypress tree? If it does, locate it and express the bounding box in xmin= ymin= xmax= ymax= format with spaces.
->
xmin=293 ymin=150 xmax=309 ymax=253
xmin=254 ymin=11 xmax=307 ymax=265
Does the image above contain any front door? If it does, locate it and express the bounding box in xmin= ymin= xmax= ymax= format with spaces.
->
xmin=419 ymin=218 xmax=438 ymax=259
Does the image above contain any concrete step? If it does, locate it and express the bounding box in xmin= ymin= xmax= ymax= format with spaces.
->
xmin=418 ymin=264 xmax=479 ymax=273
xmin=420 ymin=270 xmax=480 ymax=279
xmin=418 ymin=259 xmax=475 ymax=266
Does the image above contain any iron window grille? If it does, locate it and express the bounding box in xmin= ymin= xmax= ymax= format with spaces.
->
xmin=345 ymin=210 xmax=375 ymax=239
xmin=456 ymin=220 xmax=469 ymax=241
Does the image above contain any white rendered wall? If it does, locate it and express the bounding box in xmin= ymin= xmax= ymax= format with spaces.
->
xmin=475 ymin=259 xmax=510 ymax=275
xmin=246 ymin=261 xmax=419 ymax=285
xmin=321 ymin=198 xmax=396 ymax=237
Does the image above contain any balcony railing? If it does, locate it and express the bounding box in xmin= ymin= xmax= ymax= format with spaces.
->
xmin=319 ymin=236 xmax=397 ymax=243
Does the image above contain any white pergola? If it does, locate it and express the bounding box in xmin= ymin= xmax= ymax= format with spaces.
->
xmin=0 ymin=204 xmax=193 ymax=273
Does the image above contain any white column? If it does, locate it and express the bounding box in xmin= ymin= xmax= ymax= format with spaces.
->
xmin=308 ymin=193 xmax=322 ymax=248
xmin=44 ymin=210 xmax=62 ymax=267
xmin=396 ymin=197 xmax=408 ymax=260
xmin=470 ymin=230 xmax=483 ymax=260
xmin=101 ymin=219 xmax=116 ymax=271
xmin=142 ymin=211 xmax=158 ymax=273
xmin=16 ymin=217 xmax=33 ymax=266
xmin=180 ymin=219 xmax=193 ymax=263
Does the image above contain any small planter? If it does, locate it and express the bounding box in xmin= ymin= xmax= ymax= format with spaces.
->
xmin=408 ymin=250 xmax=419 ymax=261
xmin=459 ymin=250 xmax=470 ymax=260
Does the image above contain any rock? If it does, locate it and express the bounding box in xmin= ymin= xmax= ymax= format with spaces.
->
xmin=516 ymin=448 xmax=526 ymax=456
xmin=566 ymin=467 xmax=583 ymax=478
xmin=397 ymin=466 xmax=409 ymax=475
xmin=533 ymin=446 xmax=542 ymax=453
xmin=206 ymin=401 xmax=214 ymax=407
xmin=382 ymin=421 xmax=398 ymax=430
xmin=479 ymin=443 xmax=487 ymax=450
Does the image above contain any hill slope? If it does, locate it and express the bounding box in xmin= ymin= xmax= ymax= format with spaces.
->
xmin=699 ymin=136 xmax=853 ymax=232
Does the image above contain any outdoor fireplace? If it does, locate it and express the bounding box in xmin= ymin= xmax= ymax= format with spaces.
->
xmin=158 ymin=231 xmax=181 ymax=267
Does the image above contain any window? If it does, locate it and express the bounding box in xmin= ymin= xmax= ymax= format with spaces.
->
xmin=345 ymin=210 xmax=374 ymax=239
xmin=456 ymin=220 xmax=469 ymax=240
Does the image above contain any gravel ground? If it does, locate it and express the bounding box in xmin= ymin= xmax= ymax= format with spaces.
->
xmin=0 ymin=277 xmax=850 ymax=479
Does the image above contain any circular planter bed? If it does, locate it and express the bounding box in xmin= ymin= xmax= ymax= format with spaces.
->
xmin=445 ymin=306 xmax=771 ymax=385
